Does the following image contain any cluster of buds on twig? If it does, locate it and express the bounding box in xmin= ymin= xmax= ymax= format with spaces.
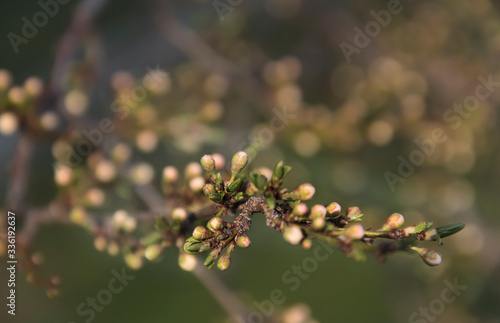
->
xmin=175 ymin=150 xmax=465 ymax=270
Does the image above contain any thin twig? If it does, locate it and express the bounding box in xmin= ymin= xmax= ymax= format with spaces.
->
xmin=192 ymin=261 xmax=249 ymax=322
xmin=6 ymin=133 xmax=34 ymax=211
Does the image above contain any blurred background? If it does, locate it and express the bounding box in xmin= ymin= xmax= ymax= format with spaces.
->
xmin=1 ymin=0 xmax=499 ymax=322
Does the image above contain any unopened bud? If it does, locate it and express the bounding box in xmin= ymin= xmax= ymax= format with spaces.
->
xmin=200 ymin=155 xmax=216 ymax=172
xmin=217 ymin=253 xmax=231 ymax=271
xmin=231 ymin=151 xmax=249 ymax=175
xmin=310 ymin=205 xmax=327 ymax=218
xmin=0 ymin=112 xmax=19 ymax=136
xmin=292 ymin=203 xmax=308 ymax=217
xmin=145 ymin=244 xmax=162 ymax=261
xmin=326 ymin=202 xmax=341 ymax=215
xmin=189 ymin=176 xmax=206 ymax=192
xmin=172 ymin=207 xmax=188 ymax=221
xmin=236 ymin=234 xmax=251 ymax=248
xmin=192 ymin=226 xmax=211 ymax=240
xmin=183 ymin=240 xmax=211 ymax=254
xmin=162 ymin=166 xmax=178 ymax=183
xmin=292 ymin=184 xmax=315 ymax=200
xmin=411 ymin=247 xmax=442 ymax=266
xmin=212 ymin=153 xmax=225 ymax=170
xmin=312 ymin=217 xmax=326 ymax=230
xmin=382 ymin=213 xmax=405 ymax=231
xmin=24 ymin=76 xmax=43 ymax=97
xmin=301 ymin=238 xmax=313 ymax=250
xmin=94 ymin=235 xmax=107 ymax=251
xmin=203 ymin=183 xmax=216 ymax=196
xmin=347 ymin=207 xmax=361 ymax=215
xmin=347 ymin=206 xmax=363 ymax=221
xmin=185 ymin=162 xmax=202 ymax=179
xmin=207 ymin=217 xmax=224 ymax=231
xmin=178 ymin=253 xmax=197 ymax=271
xmin=124 ymin=252 xmax=143 ymax=270
xmin=283 ymin=225 xmax=303 ymax=245
xmin=344 ymin=224 xmax=365 ymax=240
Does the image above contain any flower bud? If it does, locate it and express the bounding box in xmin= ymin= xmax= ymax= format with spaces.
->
xmin=344 ymin=224 xmax=365 ymax=240
xmin=292 ymin=203 xmax=308 ymax=217
xmin=212 ymin=153 xmax=225 ymax=170
xmin=346 ymin=206 xmax=363 ymax=221
xmin=382 ymin=213 xmax=405 ymax=231
xmin=301 ymin=238 xmax=313 ymax=250
xmin=124 ymin=252 xmax=143 ymax=270
xmin=145 ymin=244 xmax=162 ymax=261
xmin=192 ymin=226 xmax=211 ymax=240
xmin=94 ymin=235 xmax=107 ymax=252
xmin=0 ymin=69 xmax=12 ymax=91
xmin=312 ymin=217 xmax=326 ymax=230
xmin=292 ymin=184 xmax=315 ymax=200
xmin=185 ymin=162 xmax=202 ymax=179
xmin=203 ymin=183 xmax=216 ymax=196
xmin=178 ymin=253 xmax=197 ymax=271
xmin=347 ymin=206 xmax=361 ymax=215
xmin=0 ymin=112 xmax=19 ymax=135
xmin=172 ymin=208 xmax=188 ymax=221
xmin=231 ymin=151 xmax=249 ymax=175
xmin=326 ymin=202 xmax=341 ymax=215
xmin=217 ymin=253 xmax=231 ymax=271
xmin=183 ymin=240 xmax=211 ymax=254
xmin=204 ymin=249 xmax=220 ymax=269
xmin=189 ymin=176 xmax=206 ymax=192
xmin=162 ymin=166 xmax=178 ymax=183
xmin=24 ymin=76 xmax=43 ymax=97
xmin=107 ymin=242 xmax=120 ymax=256
xmin=200 ymin=154 xmax=216 ymax=172
xmin=236 ymin=234 xmax=251 ymax=248
xmin=310 ymin=205 xmax=327 ymax=218
xmin=411 ymin=247 xmax=442 ymax=266
xmin=207 ymin=217 xmax=224 ymax=231
xmin=283 ymin=225 xmax=303 ymax=245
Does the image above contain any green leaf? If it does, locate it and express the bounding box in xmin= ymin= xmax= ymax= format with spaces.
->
xmin=215 ymin=172 xmax=224 ymax=191
xmin=436 ymin=223 xmax=465 ymax=238
xmin=414 ymin=221 xmax=433 ymax=234
xmin=250 ymin=171 xmax=267 ymax=190
xmin=154 ymin=215 xmax=170 ymax=232
xmin=265 ymin=192 xmax=276 ymax=209
xmin=226 ymin=178 xmax=242 ymax=193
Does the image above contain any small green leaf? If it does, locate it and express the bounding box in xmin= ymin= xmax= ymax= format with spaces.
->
xmin=436 ymin=223 xmax=465 ymax=238
xmin=154 ymin=215 xmax=170 ymax=232
xmin=250 ymin=171 xmax=267 ymax=190
xmin=414 ymin=221 xmax=433 ymax=234
xmin=265 ymin=192 xmax=276 ymax=209
xmin=226 ymin=178 xmax=242 ymax=193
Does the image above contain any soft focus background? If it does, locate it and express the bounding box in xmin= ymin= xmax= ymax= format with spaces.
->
xmin=1 ymin=0 xmax=499 ymax=322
